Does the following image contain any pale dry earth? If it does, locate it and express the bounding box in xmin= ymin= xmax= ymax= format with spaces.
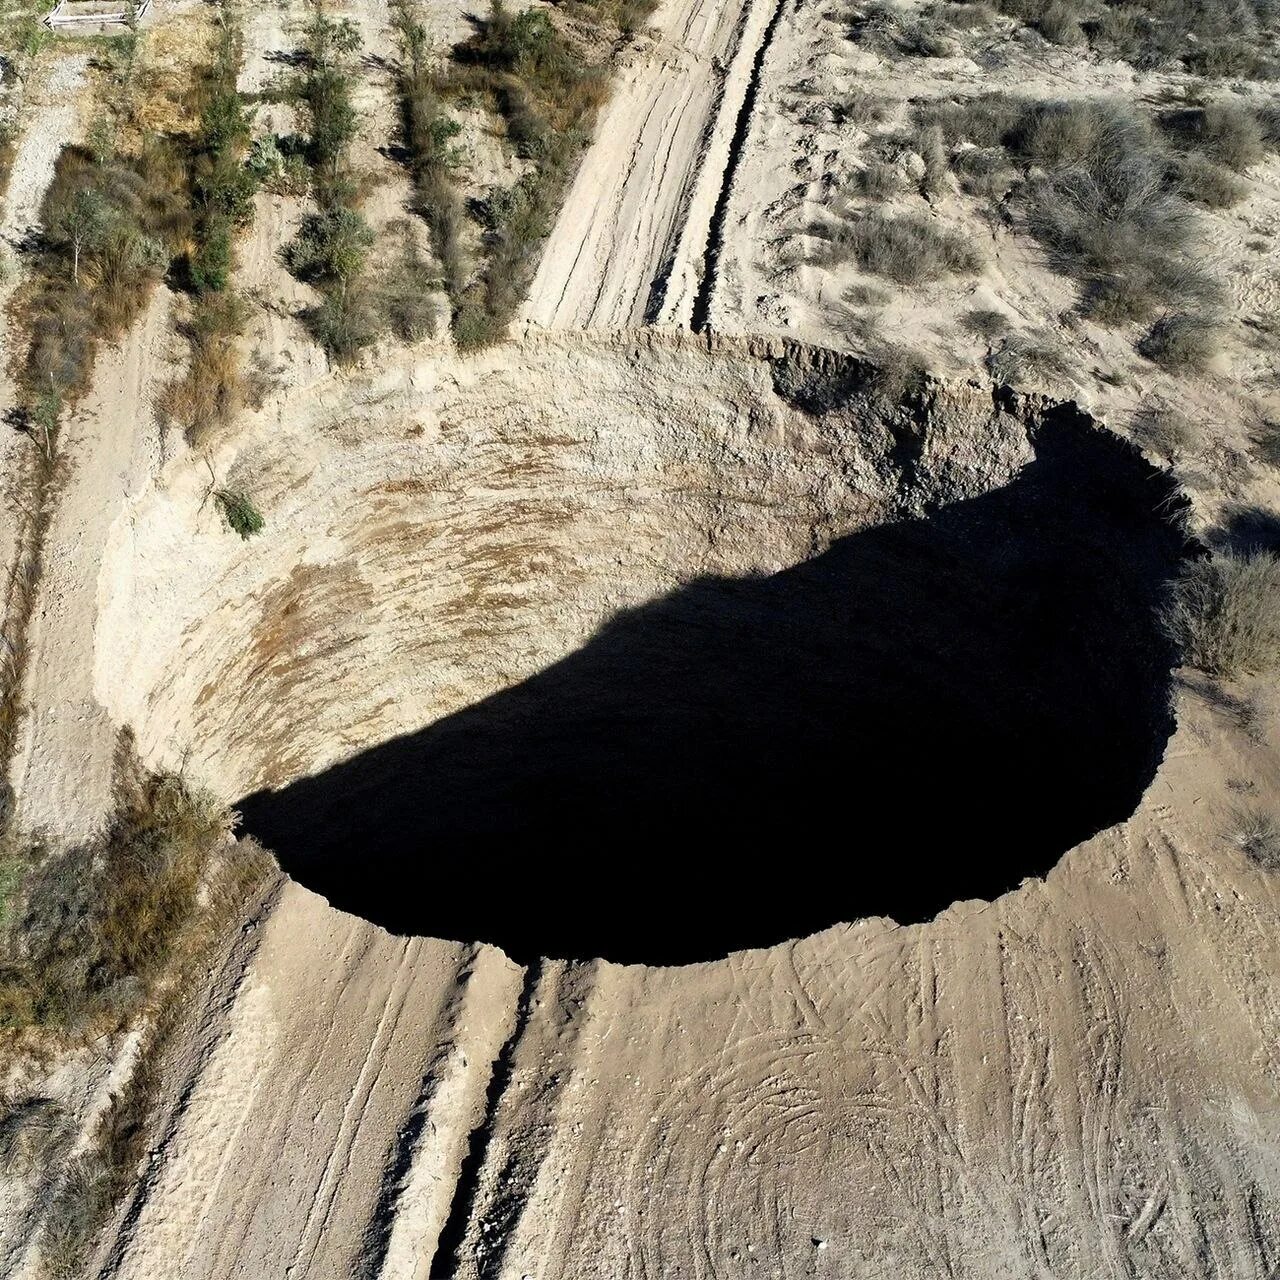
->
xmin=0 ymin=0 xmax=1277 ymax=1277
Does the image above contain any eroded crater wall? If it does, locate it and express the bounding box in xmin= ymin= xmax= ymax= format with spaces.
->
xmin=97 ymin=338 xmax=1186 ymax=958
xmin=96 ymin=339 xmax=1034 ymax=804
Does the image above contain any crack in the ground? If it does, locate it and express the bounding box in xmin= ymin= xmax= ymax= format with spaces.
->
xmin=689 ymin=0 xmax=789 ymax=331
xmin=429 ymin=963 xmax=542 ymax=1280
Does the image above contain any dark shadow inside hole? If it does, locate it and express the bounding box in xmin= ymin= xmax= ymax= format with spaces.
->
xmin=237 ymin=412 xmax=1189 ymax=965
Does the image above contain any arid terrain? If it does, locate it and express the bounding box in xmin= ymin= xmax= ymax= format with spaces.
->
xmin=0 ymin=0 xmax=1277 ymax=1276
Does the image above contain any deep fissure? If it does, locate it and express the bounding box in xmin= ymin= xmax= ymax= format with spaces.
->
xmin=236 ymin=407 xmax=1189 ymax=964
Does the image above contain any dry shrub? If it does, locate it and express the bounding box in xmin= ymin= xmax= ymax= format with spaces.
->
xmin=0 ymin=1093 xmax=66 ymax=1175
xmin=1131 ymin=403 xmax=1196 ymax=457
xmin=1011 ymin=98 xmax=1148 ymax=168
xmin=914 ymin=123 xmax=949 ymax=197
xmin=1165 ymin=102 xmax=1268 ymax=172
xmin=863 ymin=344 xmax=930 ymax=407
xmin=1197 ymin=103 xmax=1266 ymax=172
xmin=1139 ymin=312 xmax=1221 ymax=372
xmin=1177 ymin=153 xmax=1249 ymax=208
xmin=1034 ymin=0 xmax=1086 ymax=43
xmin=1184 ymin=37 xmax=1280 ymax=80
xmin=853 ymin=158 xmax=901 ymax=197
xmin=305 ymin=284 xmax=379 ymax=364
xmin=838 ymin=88 xmax=891 ymax=125
xmin=158 ymin=292 xmax=249 ymax=446
xmin=987 ymin=332 xmax=1072 ymax=386
xmin=1163 ymin=551 xmax=1280 ymax=677
xmin=1017 ymin=106 xmax=1213 ymax=324
xmin=962 ymin=306 xmax=1010 ymax=339
xmin=379 ymin=229 xmax=440 ymax=342
xmin=1229 ymin=808 xmax=1280 ymax=870
xmin=952 ymin=146 xmax=1016 ymax=198
xmin=914 ymin=93 xmax=1021 ymax=147
xmin=935 ymin=1 xmax=998 ymax=27
xmin=1251 ymin=419 xmax=1280 ymax=469
xmin=851 ymin=2 xmax=960 ymax=54
xmin=821 ymin=211 xmax=983 ymax=283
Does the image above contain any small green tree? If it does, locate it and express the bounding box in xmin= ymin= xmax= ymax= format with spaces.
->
xmin=51 ymin=187 xmax=111 ymax=285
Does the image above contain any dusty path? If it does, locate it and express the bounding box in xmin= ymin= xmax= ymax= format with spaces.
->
xmin=0 ymin=54 xmax=91 ymax=693
xmin=97 ymin=686 xmax=1280 ymax=1279
xmin=521 ymin=0 xmax=785 ymax=329
xmin=99 ymin=884 xmax=523 ymax=1280
xmin=10 ymin=295 xmax=172 ymax=843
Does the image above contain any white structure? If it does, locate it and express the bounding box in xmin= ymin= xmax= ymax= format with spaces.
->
xmin=44 ymin=0 xmax=151 ymax=29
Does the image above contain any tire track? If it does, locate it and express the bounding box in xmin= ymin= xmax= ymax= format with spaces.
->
xmin=687 ymin=0 xmax=789 ymax=332
xmin=523 ymin=0 xmax=788 ymax=331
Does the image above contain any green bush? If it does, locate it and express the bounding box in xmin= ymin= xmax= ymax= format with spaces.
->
xmin=214 ymin=489 xmax=264 ymax=539
xmin=393 ymin=0 xmax=467 ymax=298
xmin=284 ymin=206 xmax=375 ymax=283
xmin=190 ymin=217 xmax=233 ymax=292
xmin=294 ymin=13 xmax=362 ymax=182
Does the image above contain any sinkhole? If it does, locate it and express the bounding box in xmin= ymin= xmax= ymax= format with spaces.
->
xmin=228 ymin=400 xmax=1189 ymax=965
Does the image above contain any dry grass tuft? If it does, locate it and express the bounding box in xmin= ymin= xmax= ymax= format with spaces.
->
xmin=1163 ymin=551 xmax=1280 ymax=677
xmin=159 ymin=293 xmax=253 ymax=447
xmin=1228 ymin=808 xmax=1280 ymax=870
xmin=819 ymin=212 xmax=983 ymax=284
xmin=1131 ymin=403 xmax=1196 ymax=458
xmin=1139 ymin=312 xmax=1222 ymax=373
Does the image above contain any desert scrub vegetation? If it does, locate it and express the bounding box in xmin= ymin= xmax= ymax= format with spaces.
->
xmin=1138 ymin=312 xmax=1222 ymax=374
xmin=979 ymin=0 xmax=1280 ymax=77
xmin=392 ymin=0 xmax=466 ymax=305
xmin=1163 ymin=550 xmax=1280 ymax=677
xmin=214 ymin=487 xmax=264 ymax=539
xmin=1131 ymin=402 xmax=1196 ymax=458
xmin=0 ymin=764 xmax=233 ymax=1035
xmin=22 ymin=141 xmax=185 ymax=451
xmin=910 ymin=95 xmax=1243 ymax=331
xmin=0 ymin=743 xmax=274 ymax=1277
xmin=160 ymin=5 xmax=266 ymax=447
xmin=439 ymin=0 xmax=621 ymax=348
xmin=280 ymin=6 xmax=380 ymax=362
xmin=848 ymin=2 xmax=960 ymax=57
xmin=815 ymin=210 xmax=983 ymax=284
xmin=1229 ymin=808 xmax=1280 ymax=870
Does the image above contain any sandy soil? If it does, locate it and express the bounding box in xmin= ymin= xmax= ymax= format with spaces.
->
xmin=0 ymin=51 xmax=90 ymax=699
xmin=90 ymin=676 xmax=1280 ymax=1280
xmin=523 ymin=0 xmax=781 ymax=328
xmin=1 ymin=0 xmax=1277 ymax=1275
xmin=10 ymin=292 xmax=173 ymax=844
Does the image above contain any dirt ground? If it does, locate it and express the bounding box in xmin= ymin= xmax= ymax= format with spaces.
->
xmin=0 ymin=0 xmax=1277 ymax=1275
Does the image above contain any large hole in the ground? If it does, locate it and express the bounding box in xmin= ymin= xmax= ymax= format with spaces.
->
xmin=233 ymin=406 xmax=1187 ymax=964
